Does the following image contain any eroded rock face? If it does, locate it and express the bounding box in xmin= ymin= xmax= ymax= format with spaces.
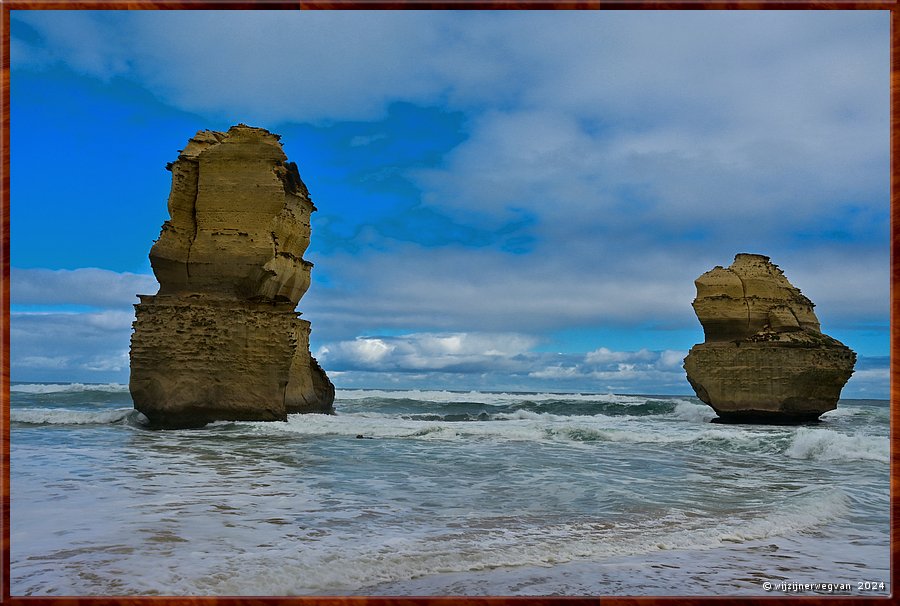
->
xmin=683 ymin=253 xmax=855 ymax=423
xmin=130 ymin=124 xmax=334 ymax=428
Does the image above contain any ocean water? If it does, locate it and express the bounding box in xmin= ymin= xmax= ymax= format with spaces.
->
xmin=9 ymin=383 xmax=891 ymax=596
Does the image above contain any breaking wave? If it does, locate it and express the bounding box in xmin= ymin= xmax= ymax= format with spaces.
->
xmin=785 ymin=428 xmax=889 ymax=464
xmin=240 ymin=411 xmax=888 ymax=465
xmin=11 ymin=407 xmax=145 ymax=426
xmin=669 ymin=401 xmax=716 ymax=422
xmin=10 ymin=382 xmax=129 ymax=394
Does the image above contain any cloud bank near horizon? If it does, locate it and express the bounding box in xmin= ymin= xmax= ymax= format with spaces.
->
xmin=9 ymin=266 xmax=888 ymax=398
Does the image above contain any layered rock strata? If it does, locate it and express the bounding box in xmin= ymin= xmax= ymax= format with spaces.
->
xmin=130 ymin=124 xmax=334 ymax=429
xmin=683 ymin=253 xmax=855 ymax=423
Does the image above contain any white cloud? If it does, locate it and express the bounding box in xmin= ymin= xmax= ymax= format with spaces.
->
xmin=302 ymin=245 xmax=699 ymax=341
xmin=80 ymin=351 xmax=130 ymax=372
xmin=318 ymin=332 xmax=539 ymax=373
xmin=842 ymin=366 xmax=890 ymax=399
xmin=13 ymin=12 xmax=887 ymax=130
xmin=12 ymin=11 xmax=133 ymax=78
xmin=15 ymin=11 xmax=452 ymax=123
xmin=16 ymin=355 xmax=70 ymax=369
xmin=852 ymin=368 xmax=890 ymax=381
xmin=302 ymin=242 xmax=886 ymax=352
xmin=11 ymin=268 xmax=158 ymax=308
xmin=319 ymin=334 xmax=695 ymax=391
xmin=337 ymin=338 xmax=396 ymax=365
xmin=528 ymin=365 xmax=581 ymax=380
xmin=585 ymin=347 xmax=655 ymax=365
xmin=10 ymin=310 xmax=136 ymax=382
xmin=658 ymin=350 xmax=689 ymax=369
xmin=414 ymin=100 xmax=886 ymax=247
xmin=320 ymin=338 xmax=699 ymax=394
xmin=9 ymin=305 xmax=886 ymax=398
xmin=82 ymin=310 xmax=136 ymax=331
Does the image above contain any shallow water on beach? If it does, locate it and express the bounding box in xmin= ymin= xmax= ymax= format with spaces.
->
xmin=10 ymin=384 xmax=890 ymax=596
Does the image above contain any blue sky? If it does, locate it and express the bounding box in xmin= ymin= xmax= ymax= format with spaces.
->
xmin=8 ymin=10 xmax=890 ymax=397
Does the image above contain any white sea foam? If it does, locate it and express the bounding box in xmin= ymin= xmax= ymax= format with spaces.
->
xmin=785 ymin=428 xmax=889 ymax=464
xmin=670 ymin=401 xmax=717 ymax=422
xmin=147 ymin=487 xmax=852 ymax=596
xmin=10 ymin=382 xmax=129 ymax=394
xmin=247 ymin=411 xmax=785 ymax=452
xmin=491 ymin=409 xmax=568 ymax=421
xmin=11 ymin=407 xmax=135 ymax=425
xmin=245 ymin=410 xmax=877 ymax=465
xmin=820 ymin=407 xmax=856 ymax=418
xmin=250 ymin=413 xmax=554 ymax=443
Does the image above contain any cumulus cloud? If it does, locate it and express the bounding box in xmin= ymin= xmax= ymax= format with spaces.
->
xmin=314 ymin=331 xmax=695 ymax=393
xmin=14 ymin=11 xmax=452 ymax=123
xmin=300 ymin=242 xmax=886 ymax=350
xmin=12 ymin=12 xmax=887 ymax=135
xmin=16 ymin=355 xmax=70 ymax=369
xmin=527 ymin=366 xmax=581 ymax=380
xmin=657 ymin=350 xmax=689 ymax=369
xmin=318 ymin=332 xmax=539 ymax=373
xmin=416 ymin=104 xmax=887 ymax=243
xmin=11 ymin=11 xmax=133 ymax=77
xmin=10 ymin=311 xmax=135 ymax=382
xmin=302 ymin=245 xmax=696 ymax=337
xmin=11 ymin=268 xmax=158 ymax=309
xmin=316 ymin=332 xmax=708 ymax=394
xmin=8 ymin=305 xmax=887 ymax=398
xmin=844 ymin=356 xmax=891 ymax=399
xmin=586 ymin=347 xmax=655 ymax=365
xmin=527 ymin=347 xmax=690 ymax=390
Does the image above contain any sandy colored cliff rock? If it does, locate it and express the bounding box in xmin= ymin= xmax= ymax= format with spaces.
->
xmin=130 ymin=124 xmax=334 ymax=429
xmin=683 ymin=253 xmax=855 ymax=423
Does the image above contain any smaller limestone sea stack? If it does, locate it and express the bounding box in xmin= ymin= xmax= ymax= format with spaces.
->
xmin=683 ymin=253 xmax=856 ymax=423
xmin=130 ymin=124 xmax=335 ymax=429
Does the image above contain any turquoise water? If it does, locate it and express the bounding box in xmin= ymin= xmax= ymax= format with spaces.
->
xmin=10 ymin=384 xmax=890 ymax=596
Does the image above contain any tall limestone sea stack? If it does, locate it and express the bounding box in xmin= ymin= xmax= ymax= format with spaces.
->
xmin=683 ymin=253 xmax=855 ymax=423
xmin=130 ymin=124 xmax=335 ymax=429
